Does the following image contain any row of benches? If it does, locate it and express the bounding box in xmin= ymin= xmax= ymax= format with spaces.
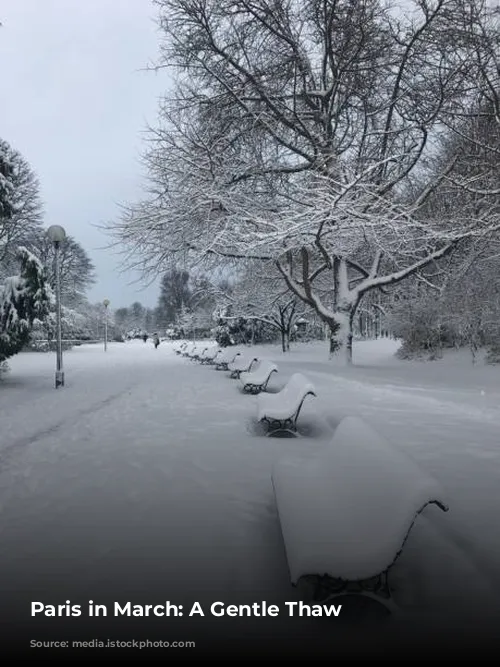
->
xmin=176 ymin=341 xmax=317 ymax=436
xmin=173 ymin=340 xmax=450 ymax=622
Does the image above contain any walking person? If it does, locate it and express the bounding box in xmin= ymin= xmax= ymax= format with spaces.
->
xmin=153 ymin=333 xmax=160 ymax=349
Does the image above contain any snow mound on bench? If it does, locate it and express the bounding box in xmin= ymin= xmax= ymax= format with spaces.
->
xmin=202 ymin=345 xmax=220 ymax=359
xmin=272 ymin=416 xmax=448 ymax=582
xmin=240 ymin=361 xmax=278 ymax=385
xmin=228 ymin=355 xmax=259 ymax=372
xmin=217 ymin=349 xmax=241 ymax=363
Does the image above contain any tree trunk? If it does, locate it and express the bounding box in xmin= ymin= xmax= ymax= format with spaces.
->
xmin=327 ymin=311 xmax=353 ymax=365
xmin=279 ymin=307 xmax=291 ymax=353
xmin=280 ymin=328 xmax=286 ymax=353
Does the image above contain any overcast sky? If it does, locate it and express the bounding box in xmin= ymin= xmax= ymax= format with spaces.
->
xmin=0 ymin=0 xmax=168 ymax=308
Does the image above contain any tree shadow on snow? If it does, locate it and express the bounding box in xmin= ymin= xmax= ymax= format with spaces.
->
xmin=323 ymin=412 xmax=344 ymax=433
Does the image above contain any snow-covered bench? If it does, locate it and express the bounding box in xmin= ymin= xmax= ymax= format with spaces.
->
xmin=200 ymin=346 xmax=221 ymax=364
xmin=228 ymin=355 xmax=259 ymax=379
xmin=181 ymin=342 xmax=196 ymax=357
xmin=191 ymin=345 xmax=209 ymax=361
xmin=174 ymin=342 xmax=187 ymax=355
xmin=257 ymin=373 xmax=316 ymax=435
xmin=272 ymin=416 xmax=449 ymax=618
xmin=215 ymin=349 xmax=241 ymax=371
xmin=184 ymin=344 xmax=205 ymax=360
xmin=240 ymin=360 xmax=278 ymax=394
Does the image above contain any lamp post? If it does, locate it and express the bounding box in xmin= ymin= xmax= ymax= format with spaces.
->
xmin=47 ymin=225 xmax=66 ymax=388
xmin=103 ymin=299 xmax=110 ymax=351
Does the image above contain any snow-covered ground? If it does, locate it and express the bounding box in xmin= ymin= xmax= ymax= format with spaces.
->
xmin=1 ymin=338 xmax=499 ymax=656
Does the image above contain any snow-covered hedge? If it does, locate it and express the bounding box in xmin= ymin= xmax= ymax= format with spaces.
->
xmin=23 ymin=339 xmax=74 ymax=353
xmin=485 ymin=344 xmax=500 ymax=365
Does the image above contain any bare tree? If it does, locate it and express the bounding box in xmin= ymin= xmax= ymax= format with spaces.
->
xmin=157 ymin=268 xmax=192 ymax=324
xmin=108 ymin=0 xmax=500 ymax=363
xmin=35 ymin=234 xmax=96 ymax=307
xmin=216 ymin=262 xmax=307 ymax=351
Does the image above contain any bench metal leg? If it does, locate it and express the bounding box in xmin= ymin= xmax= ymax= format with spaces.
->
xmin=297 ymin=572 xmax=399 ymax=619
xmin=243 ymin=384 xmax=262 ymax=394
xmin=260 ymin=391 xmax=315 ymax=436
xmin=262 ymin=370 xmax=277 ymax=392
xmin=244 ymin=371 xmax=277 ymax=395
xmin=262 ymin=417 xmax=299 ymax=437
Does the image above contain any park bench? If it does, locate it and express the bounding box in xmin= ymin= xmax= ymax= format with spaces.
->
xmin=240 ymin=360 xmax=278 ymax=394
xmin=181 ymin=342 xmax=196 ymax=357
xmin=190 ymin=345 xmax=209 ymax=361
xmin=228 ymin=355 xmax=259 ymax=379
xmin=174 ymin=342 xmax=187 ymax=355
xmin=215 ymin=349 xmax=241 ymax=371
xmin=184 ymin=344 xmax=198 ymax=358
xmin=257 ymin=373 xmax=316 ymax=436
xmin=272 ymin=415 xmax=449 ymax=619
xmin=200 ymin=346 xmax=221 ymax=365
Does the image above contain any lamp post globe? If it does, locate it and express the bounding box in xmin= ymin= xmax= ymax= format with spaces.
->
xmin=47 ymin=224 xmax=66 ymax=244
xmin=46 ymin=224 xmax=66 ymax=388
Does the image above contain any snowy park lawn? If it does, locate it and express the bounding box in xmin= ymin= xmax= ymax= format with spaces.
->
xmin=1 ymin=337 xmax=500 ymax=649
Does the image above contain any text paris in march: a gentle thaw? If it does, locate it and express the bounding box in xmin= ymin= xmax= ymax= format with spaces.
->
xmin=31 ymin=601 xmax=342 ymax=618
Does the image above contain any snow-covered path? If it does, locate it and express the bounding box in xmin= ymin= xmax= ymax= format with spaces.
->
xmin=1 ymin=339 xmax=499 ymax=656
xmin=0 ymin=342 xmax=324 ymax=655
